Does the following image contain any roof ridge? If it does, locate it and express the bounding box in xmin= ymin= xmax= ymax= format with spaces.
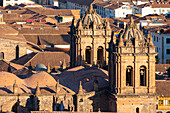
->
xmin=24 ymin=52 xmax=39 ymax=66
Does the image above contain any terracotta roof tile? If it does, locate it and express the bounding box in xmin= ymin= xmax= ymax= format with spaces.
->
xmin=15 ymin=52 xmax=70 ymax=67
xmin=156 ymin=80 xmax=170 ymax=97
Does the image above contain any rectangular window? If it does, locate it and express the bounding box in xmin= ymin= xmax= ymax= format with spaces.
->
xmin=164 ymin=99 xmax=168 ymax=105
xmin=159 ymin=100 xmax=163 ymax=105
xmin=167 ymin=49 xmax=170 ymax=54
xmin=154 ymin=10 xmax=156 ymax=12
xmin=167 ymin=38 xmax=170 ymax=44
xmin=169 ymin=100 xmax=170 ymax=104
xmin=157 ymin=37 xmax=158 ymax=42
xmin=154 ymin=36 xmax=155 ymax=41
xmin=166 ymin=59 xmax=170 ymax=64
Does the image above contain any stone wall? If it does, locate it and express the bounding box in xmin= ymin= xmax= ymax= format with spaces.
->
xmin=0 ymin=38 xmax=27 ymax=61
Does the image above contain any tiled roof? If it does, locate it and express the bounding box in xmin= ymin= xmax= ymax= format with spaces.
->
xmin=14 ymin=52 xmax=70 ymax=67
xmin=0 ymin=60 xmax=17 ymax=72
xmin=27 ymin=7 xmax=78 ymax=16
xmin=156 ymin=64 xmax=170 ymax=73
xmin=24 ymin=35 xmax=70 ymax=45
xmin=156 ymin=80 xmax=170 ymax=97
xmin=68 ymin=0 xmax=103 ymax=6
xmin=0 ymin=24 xmax=18 ymax=35
xmin=17 ymin=27 xmax=69 ymax=35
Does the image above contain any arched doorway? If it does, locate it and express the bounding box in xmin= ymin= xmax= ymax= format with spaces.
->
xmin=136 ymin=107 xmax=139 ymax=113
xmin=126 ymin=66 xmax=133 ymax=86
xmin=85 ymin=46 xmax=92 ymax=64
xmin=140 ymin=66 xmax=146 ymax=86
xmin=16 ymin=45 xmax=19 ymax=60
xmin=97 ymin=46 xmax=104 ymax=65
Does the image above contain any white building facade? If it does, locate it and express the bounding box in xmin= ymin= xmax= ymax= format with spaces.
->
xmin=133 ymin=2 xmax=170 ymax=17
xmin=151 ymin=30 xmax=170 ymax=64
xmin=3 ymin=0 xmax=35 ymax=7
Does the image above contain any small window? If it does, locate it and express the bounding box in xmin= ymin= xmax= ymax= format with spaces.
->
xmin=159 ymin=100 xmax=163 ymax=105
xmin=166 ymin=38 xmax=170 ymax=44
xmin=169 ymin=100 xmax=170 ymax=104
xmin=154 ymin=36 xmax=155 ymax=41
xmin=154 ymin=10 xmax=156 ymax=12
xmin=166 ymin=59 xmax=170 ymax=64
xmin=167 ymin=49 xmax=170 ymax=54
xmin=164 ymin=99 xmax=168 ymax=105
xmin=0 ymin=52 xmax=4 ymax=60
xmin=157 ymin=37 xmax=158 ymax=42
xmin=162 ymin=10 xmax=165 ymax=12
xmin=79 ymin=98 xmax=83 ymax=102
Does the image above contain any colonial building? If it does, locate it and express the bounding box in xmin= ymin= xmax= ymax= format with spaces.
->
xmin=108 ymin=16 xmax=157 ymax=112
xmin=70 ymin=4 xmax=111 ymax=67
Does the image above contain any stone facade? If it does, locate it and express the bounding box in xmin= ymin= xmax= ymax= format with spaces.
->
xmin=0 ymin=38 xmax=27 ymax=61
xmin=108 ymin=16 xmax=157 ymax=113
xmin=70 ymin=4 xmax=111 ymax=68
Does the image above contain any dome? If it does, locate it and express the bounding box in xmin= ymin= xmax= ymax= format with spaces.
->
xmin=35 ymin=64 xmax=47 ymax=71
xmin=81 ymin=4 xmax=102 ymax=25
xmin=0 ymin=72 xmax=24 ymax=86
xmin=25 ymin=71 xmax=57 ymax=87
xmin=118 ymin=16 xmax=147 ymax=47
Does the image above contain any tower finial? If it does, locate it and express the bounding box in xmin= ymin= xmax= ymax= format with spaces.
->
xmin=148 ymin=32 xmax=154 ymax=46
xmin=106 ymin=18 xmax=111 ymax=30
xmin=13 ymin=80 xmax=18 ymax=94
xmin=35 ymin=82 xmax=41 ymax=96
xmin=118 ymin=34 xmax=124 ymax=47
xmin=89 ymin=4 xmax=93 ymax=13
xmin=78 ymin=19 xmax=83 ymax=30
xmin=78 ymin=81 xmax=83 ymax=94
xmin=56 ymin=79 xmax=60 ymax=93
xmin=130 ymin=16 xmax=134 ymax=28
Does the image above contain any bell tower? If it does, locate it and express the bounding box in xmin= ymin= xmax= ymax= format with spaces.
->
xmin=108 ymin=17 xmax=157 ymax=113
xmin=70 ymin=4 xmax=111 ymax=67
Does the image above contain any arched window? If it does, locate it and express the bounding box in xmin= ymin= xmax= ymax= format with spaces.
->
xmin=0 ymin=52 xmax=4 ymax=60
xmin=16 ymin=45 xmax=19 ymax=60
xmin=126 ymin=66 xmax=133 ymax=86
xmin=140 ymin=66 xmax=146 ymax=86
xmin=85 ymin=46 xmax=92 ymax=64
xmin=97 ymin=46 xmax=104 ymax=65
xmin=136 ymin=107 xmax=139 ymax=113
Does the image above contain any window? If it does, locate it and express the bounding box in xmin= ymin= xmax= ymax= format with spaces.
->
xmin=167 ymin=49 xmax=170 ymax=54
xmin=166 ymin=59 xmax=170 ymax=64
xmin=154 ymin=36 xmax=155 ymax=41
xmin=140 ymin=66 xmax=146 ymax=86
xmin=126 ymin=66 xmax=133 ymax=86
xmin=169 ymin=100 xmax=170 ymax=104
xmin=162 ymin=9 xmax=165 ymax=12
xmin=0 ymin=52 xmax=4 ymax=60
xmin=159 ymin=100 xmax=163 ymax=105
xmin=154 ymin=10 xmax=156 ymax=12
xmin=157 ymin=37 xmax=158 ymax=42
xmin=167 ymin=10 xmax=170 ymax=12
xmin=166 ymin=38 xmax=170 ymax=44
xmin=164 ymin=99 xmax=168 ymax=105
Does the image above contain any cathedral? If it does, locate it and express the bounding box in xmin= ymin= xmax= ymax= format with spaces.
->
xmin=0 ymin=5 xmax=157 ymax=113
xmin=70 ymin=5 xmax=157 ymax=113
xmin=70 ymin=4 xmax=111 ymax=68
